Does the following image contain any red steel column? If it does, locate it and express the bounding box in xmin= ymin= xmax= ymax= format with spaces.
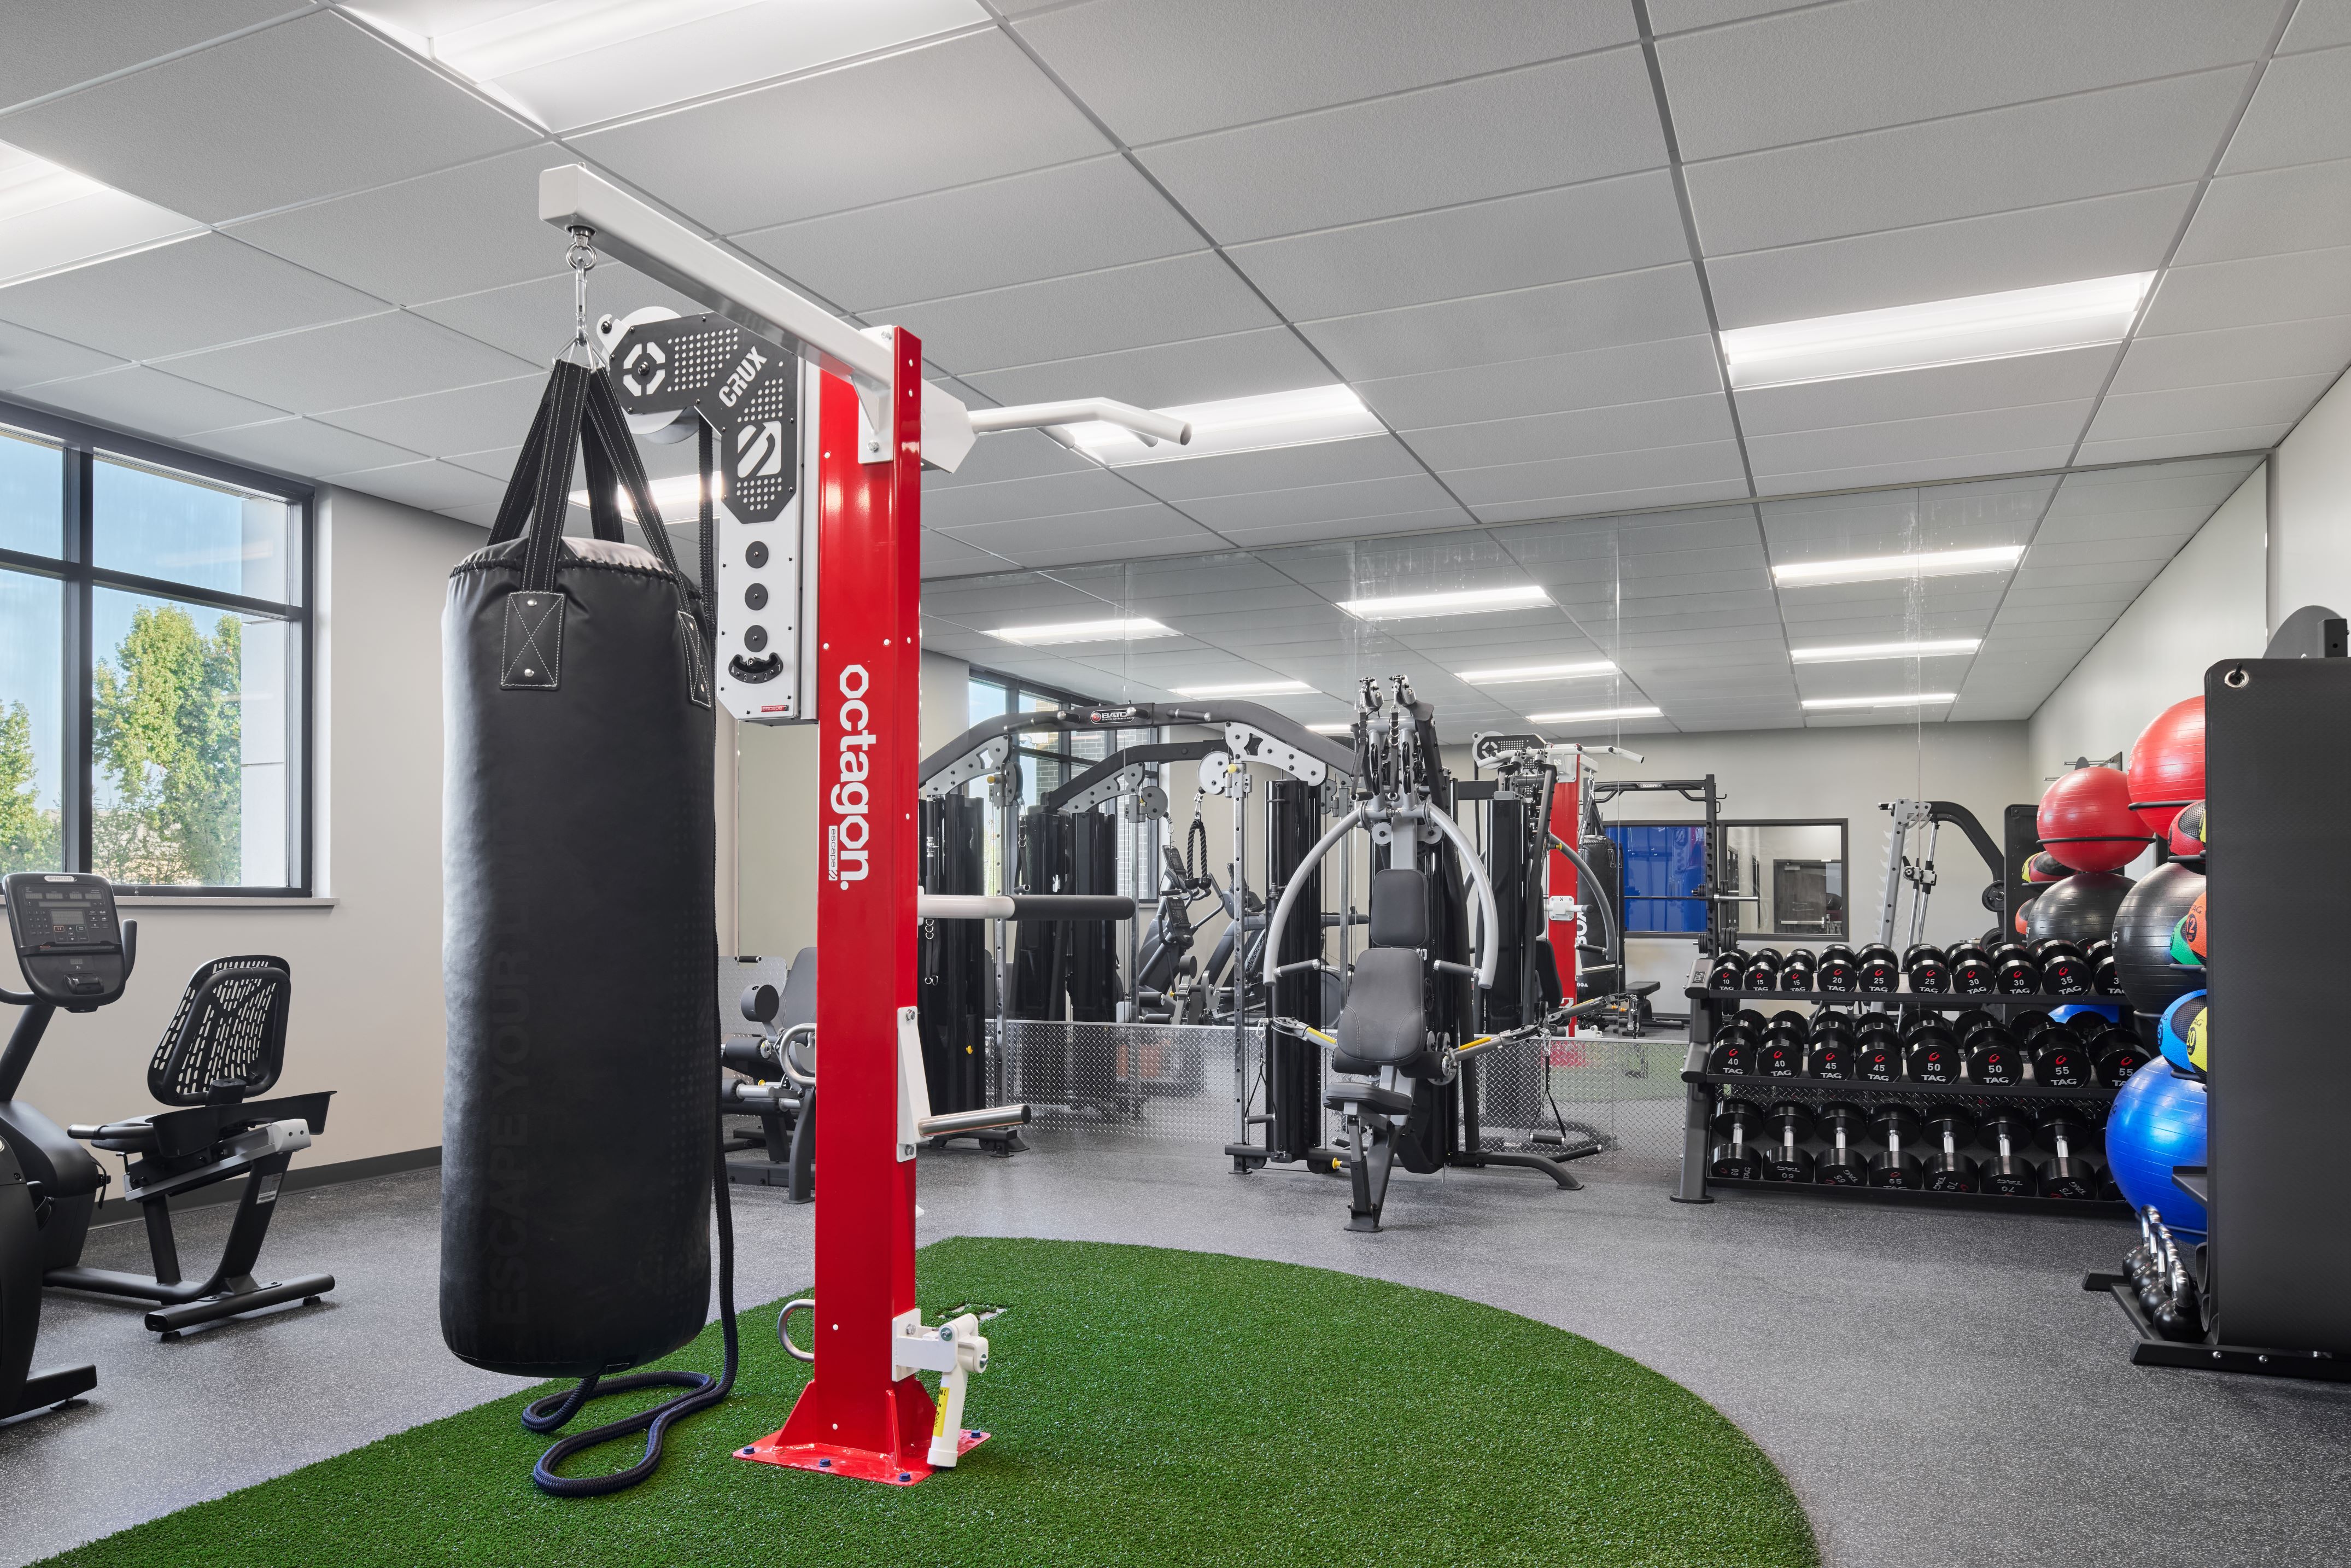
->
xmin=747 ymin=327 xmax=935 ymax=1483
xmin=1547 ymin=776 xmax=1580 ymax=1035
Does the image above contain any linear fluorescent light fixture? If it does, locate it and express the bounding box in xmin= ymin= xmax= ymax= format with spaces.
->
xmin=353 ymin=0 xmax=987 ymax=130
xmin=1789 ymin=639 xmax=1981 ymax=664
xmin=1306 ymin=721 xmax=1354 ymax=735
xmin=570 ymin=472 xmax=723 ymax=516
xmin=1720 ymin=272 xmax=2154 ymax=390
xmin=1802 ymin=693 xmax=1958 ymax=710
xmin=1458 ymin=659 xmax=1616 ymax=685
xmin=1058 ymin=384 xmax=1382 ymax=467
xmin=987 ymin=617 xmax=1175 ymax=646
xmin=1171 ymin=679 xmax=1313 ymax=698
xmin=1773 ymin=545 xmax=2024 ymax=588
xmin=0 ymin=142 xmax=198 ymax=291
xmin=1337 ymin=584 xmax=1551 ymax=621
xmin=1528 ymin=706 xmax=1662 ymax=724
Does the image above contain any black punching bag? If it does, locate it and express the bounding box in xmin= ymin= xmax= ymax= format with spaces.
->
xmin=441 ymin=360 xmax=717 ymax=1379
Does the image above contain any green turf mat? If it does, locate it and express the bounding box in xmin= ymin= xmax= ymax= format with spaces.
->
xmin=40 ymin=1238 xmax=1816 ymax=1567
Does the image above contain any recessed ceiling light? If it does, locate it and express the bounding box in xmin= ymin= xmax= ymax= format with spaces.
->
xmin=570 ymin=472 xmax=722 ymax=516
xmin=1801 ymin=693 xmax=1958 ymax=710
xmin=1773 ymin=545 xmax=2024 ymax=588
xmin=987 ymin=617 xmax=1174 ymax=646
xmin=1172 ymin=679 xmax=1314 ymax=698
xmin=1306 ymin=721 xmax=1353 ymax=735
xmin=1720 ymin=272 xmax=2153 ymax=390
xmin=1058 ymin=383 xmax=1383 ymax=467
xmin=1527 ymin=706 xmax=1662 ymax=724
xmin=0 ymin=142 xmax=198 ymax=290
xmin=1789 ymin=639 xmax=1981 ymax=664
xmin=352 ymin=0 xmax=985 ymax=131
xmin=1457 ymin=658 xmax=1616 ymax=684
xmin=1336 ymin=584 xmax=1551 ymax=621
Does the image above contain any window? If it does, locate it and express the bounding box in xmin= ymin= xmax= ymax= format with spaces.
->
xmin=0 ymin=405 xmax=311 ymax=894
xmin=1602 ymin=818 xmax=1847 ymax=939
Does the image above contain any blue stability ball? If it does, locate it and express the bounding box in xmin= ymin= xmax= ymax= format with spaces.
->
xmin=2051 ymin=1002 xmax=2122 ymax=1028
xmin=2106 ymin=1063 xmax=2208 ymax=1236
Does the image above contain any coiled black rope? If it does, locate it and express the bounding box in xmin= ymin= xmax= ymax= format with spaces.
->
xmin=522 ymin=1127 xmax=740 ymax=1496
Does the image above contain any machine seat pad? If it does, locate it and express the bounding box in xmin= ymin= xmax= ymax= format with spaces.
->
xmin=1334 ymin=947 xmax=1428 ymax=1067
xmin=1323 ymin=1081 xmax=1415 ymax=1115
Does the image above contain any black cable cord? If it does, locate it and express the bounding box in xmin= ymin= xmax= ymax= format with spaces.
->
xmin=522 ymin=1125 xmax=740 ymax=1496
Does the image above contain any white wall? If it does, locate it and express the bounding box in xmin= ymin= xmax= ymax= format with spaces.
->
xmin=14 ymin=488 xmax=467 ymax=1168
xmin=2027 ymin=465 xmax=2267 ymax=786
xmin=2268 ymin=368 xmax=2351 ymax=631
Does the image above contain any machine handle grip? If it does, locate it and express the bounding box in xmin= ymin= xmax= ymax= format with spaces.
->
xmin=121 ymin=918 xmax=137 ymax=985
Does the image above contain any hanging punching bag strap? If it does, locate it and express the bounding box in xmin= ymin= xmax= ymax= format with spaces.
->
xmin=519 ymin=361 xmax=593 ymax=597
xmin=487 ymin=385 xmax=558 ymax=547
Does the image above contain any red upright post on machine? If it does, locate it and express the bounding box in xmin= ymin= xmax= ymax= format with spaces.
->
xmin=741 ymin=327 xmax=952 ymax=1484
xmin=1547 ymin=776 xmax=1580 ymax=1045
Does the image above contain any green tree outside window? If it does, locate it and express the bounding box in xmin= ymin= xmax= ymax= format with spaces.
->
xmin=91 ymin=604 xmax=243 ymax=886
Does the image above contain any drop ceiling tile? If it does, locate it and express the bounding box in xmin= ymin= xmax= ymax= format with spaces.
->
xmin=0 ymin=234 xmax=382 ymax=361
xmin=572 ymin=31 xmax=1106 ymax=235
xmin=1705 ymin=184 xmax=2194 ymax=330
xmin=1471 ymin=475 xmax=1752 ymax=524
xmin=1303 ymin=265 xmax=1710 ymax=382
xmin=886 ymin=252 xmax=1276 ymax=374
xmin=184 ymin=416 xmax=420 ymax=477
xmin=314 ymin=373 xmax=546 ymax=457
xmin=735 ymin=156 xmax=1202 ymax=314
xmin=0 ymin=321 xmax=121 ymax=391
xmin=1401 ymin=393 xmax=1735 ymax=472
xmin=412 ymin=264 xmax=703 ymax=362
xmin=2074 ymin=425 xmax=2291 ymax=465
xmin=1212 ymin=507 xmax=1474 ymax=548
xmin=1686 ymin=69 xmax=2244 ymax=256
xmin=2280 ymin=0 xmax=2351 ymax=51
xmin=0 ymin=13 xmax=537 ymax=223
xmin=2108 ymin=315 xmax=2351 ymax=394
xmin=14 ymin=364 xmax=283 ymax=437
xmin=445 ymin=444 xmax=520 ymax=482
xmin=2220 ymin=42 xmax=2351 ymax=173
xmin=2139 ymin=243 xmax=2351 ymax=335
xmin=924 ymin=467 xmax=1153 ymax=530
xmin=162 ymin=311 xmax=535 ymax=413
xmin=1139 ymin=48 xmax=1665 ymax=243
xmin=1745 ymin=400 xmax=2093 ymax=482
xmin=1119 ymin=435 xmax=1422 ymax=502
xmin=320 ymin=458 xmax=507 ymax=513
xmin=225 ymin=144 xmax=576 ymax=307
xmin=1752 ymin=445 xmax=2083 ymax=497
xmin=1017 ymin=529 xmax=1231 ymax=570
xmin=1442 ymin=438 xmax=1748 ymax=507
xmin=1648 ymin=0 xmax=1817 ymax=31
xmin=927 ymin=428 xmax=1095 ymax=489
xmin=1184 ymin=473 xmax=1463 ymax=533
xmin=1228 ymin=171 xmax=1687 ymax=321
xmin=1014 ymin=0 xmax=1633 ymax=145
xmin=1355 ymin=336 xmax=1723 ymax=430
xmin=1658 ymin=0 xmax=2279 ymax=161
xmin=2173 ymin=157 xmax=2351 ymax=266
xmin=2085 ymin=373 xmax=2334 ymax=441
xmin=0 ymin=0 xmax=294 ymax=114
xmin=960 ymin=326 xmax=1331 ymax=409
xmin=1735 ymin=348 xmax=2116 ymax=437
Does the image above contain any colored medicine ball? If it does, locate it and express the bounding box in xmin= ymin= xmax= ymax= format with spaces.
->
xmin=2106 ymin=1063 xmax=2208 ymax=1237
xmin=2159 ymin=991 xmax=2207 ymax=1075
xmin=2025 ymin=870 xmax=2133 ymax=945
xmin=2167 ymin=799 xmax=2207 ymax=862
xmin=2039 ymin=765 xmax=2146 ymax=873
xmin=2112 ymin=861 xmax=2207 ymax=1043
xmin=2126 ymin=697 xmax=2206 ymax=838
xmin=2014 ymin=896 xmax=2034 ymax=936
xmin=2026 ymin=851 xmax=2069 ymax=883
xmin=2170 ymin=892 xmax=2206 ymax=966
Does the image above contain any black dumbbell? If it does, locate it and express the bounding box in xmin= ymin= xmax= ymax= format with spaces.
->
xmin=1742 ymin=947 xmax=1785 ymax=990
xmin=1817 ymin=944 xmax=1858 ymax=992
xmin=1806 ymin=1014 xmax=1857 ymax=1078
xmin=1853 ymin=1019 xmax=1904 ymax=1082
xmin=1705 ymin=1021 xmax=1761 ymax=1076
xmin=1950 ymin=1007 xmax=1998 ymax=1043
xmin=1978 ymin=1109 xmax=2042 ymax=1196
xmin=1735 ymin=1008 xmax=1769 ymax=1034
xmin=2037 ymin=1110 xmax=2103 ymax=1200
xmin=1903 ymin=1022 xmax=1962 ymax=1084
xmin=1946 ymin=941 xmax=1996 ymax=995
xmin=2032 ymin=939 xmax=2092 ymax=997
xmin=1707 ymin=1099 xmax=1764 ymax=1178
xmin=2085 ymin=1023 xmax=2148 ymax=1087
xmin=1994 ymin=949 xmax=2043 ymax=995
xmin=1869 ymin=1103 xmax=1923 ymax=1189
xmin=1856 ymin=943 xmax=1901 ymax=993
xmin=2028 ymin=1023 xmax=2094 ymax=1088
xmin=1756 ymin=1016 xmax=1807 ymax=1078
xmin=1758 ymin=1102 xmax=1815 ymax=1181
xmin=1905 ymin=948 xmax=1952 ymax=994
xmin=1964 ymin=1026 xmax=2027 ymax=1086
xmin=2092 ymin=952 xmax=2123 ymax=994
xmin=1779 ymin=949 xmax=1817 ymax=992
xmin=2008 ymin=1008 xmax=2055 ymax=1044
xmin=1815 ymin=1102 xmax=1869 ymax=1186
xmin=1921 ymin=1104 xmax=1979 ymax=1192
xmin=1707 ymin=947 xmax=1749 ymax=990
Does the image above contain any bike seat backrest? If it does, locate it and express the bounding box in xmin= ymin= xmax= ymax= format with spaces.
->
xmin=1334 ymin=869 xmax=1434 ymax=1075
xmin=148 ymin=956 xmax=293 ymax=1107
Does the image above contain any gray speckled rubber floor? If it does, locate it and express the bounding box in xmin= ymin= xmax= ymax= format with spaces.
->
xmin=3 ymin=1138 xmax=2344 ymax=1567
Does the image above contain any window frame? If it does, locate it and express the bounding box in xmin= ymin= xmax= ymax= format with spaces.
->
xmin=1603 ymin=815 xmax=1849 ymax=941
xmin=0 ymin=397 xmax=315 ymax=898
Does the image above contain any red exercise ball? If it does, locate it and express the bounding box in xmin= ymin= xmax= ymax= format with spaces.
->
xmin=2014 ymin=896 xmax=2034 ymax=935
xmin=2038 ymin=765 xmax=2147 ymax=873
xmin=2127 ymin=697 xmax=2205 ymax=836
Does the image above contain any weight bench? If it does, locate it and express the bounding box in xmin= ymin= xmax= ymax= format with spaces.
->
xmin=1324 ymin=868 xmax=1457 ymax=1233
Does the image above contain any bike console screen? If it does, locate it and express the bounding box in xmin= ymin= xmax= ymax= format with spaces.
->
xmin=2 ymin=873 xmax=127 ymax=1010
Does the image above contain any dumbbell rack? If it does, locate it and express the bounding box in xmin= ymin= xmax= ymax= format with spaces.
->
xmin=1673 ymin=985 xmax=2132 ymax=1213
